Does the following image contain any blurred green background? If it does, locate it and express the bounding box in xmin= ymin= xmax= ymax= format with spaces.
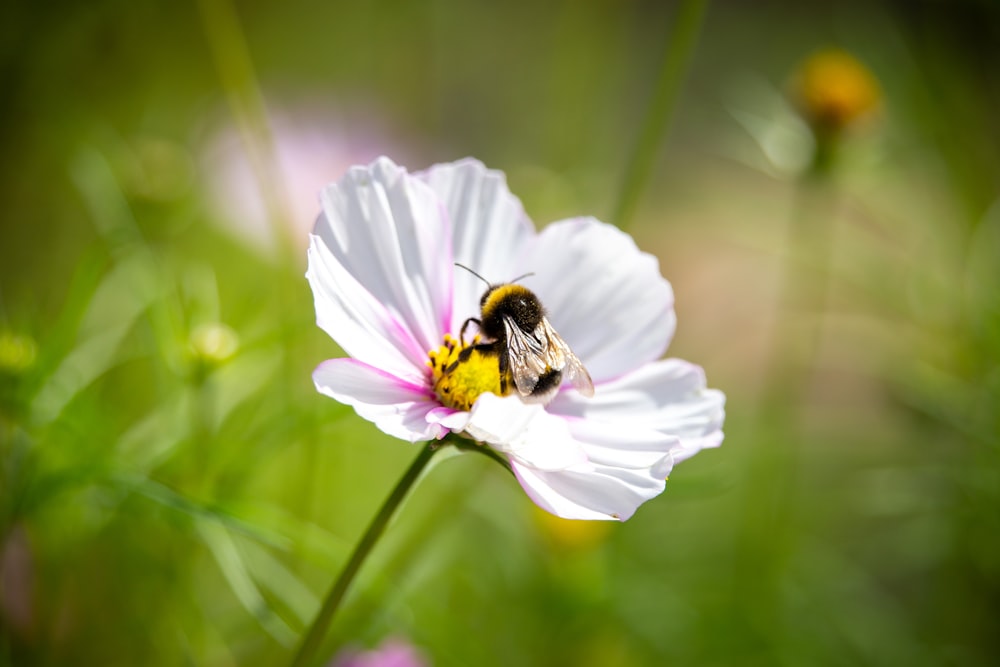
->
xmin=2 ymin=0 xmax=1000 ymax=665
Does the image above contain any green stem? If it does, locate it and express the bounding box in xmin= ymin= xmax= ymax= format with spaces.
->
xmin=445 ymin=432 xmax=513 ymax=475
xmin=612 ymin=0 xmax=709 ymax=230
xmin=768 ymin=172 xmax=838 ymax=397
xmin=728 ymin=165 xmax=838 ymax=651
xmin=289 ymin=442 xmax=438 ymax=667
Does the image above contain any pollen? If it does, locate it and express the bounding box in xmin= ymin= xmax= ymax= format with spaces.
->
xmin=427 ymin=333 xmax=505 ymax=411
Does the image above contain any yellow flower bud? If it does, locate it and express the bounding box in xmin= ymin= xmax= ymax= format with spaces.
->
xmin=189 ymin=323 xmax=239 ymax=367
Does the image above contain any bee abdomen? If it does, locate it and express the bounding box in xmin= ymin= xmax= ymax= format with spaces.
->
xmin=525 ymin=368 xmax=562 ymax=403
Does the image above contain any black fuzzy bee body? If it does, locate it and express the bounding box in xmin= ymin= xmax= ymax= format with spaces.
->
xmin=460 ymin=282 xmax=593 ymax=404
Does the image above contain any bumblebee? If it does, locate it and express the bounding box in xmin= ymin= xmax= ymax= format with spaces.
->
xmin=456 ymin=266 xmax=594 ymax=404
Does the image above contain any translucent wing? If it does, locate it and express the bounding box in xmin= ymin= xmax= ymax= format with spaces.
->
xmin=536 ymin=318 xmax=594 ymax=397
xmin=502 ymin=316 xmax=549 ymax=396
xmin=502 ymin=316 xmax=594 ymax=398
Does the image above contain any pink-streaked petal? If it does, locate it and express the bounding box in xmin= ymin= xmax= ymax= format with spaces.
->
xmin=464 ymin=394 xmax=588 ymax=472
xmin=550 ymin=358 xmax=725 ymax=464
xmin=512 ymin=460 xmax=667 ymax=522
xmin=313 ymin=157 xmax=452 ymax=356
xmin=518 ymin=217 xmax=676 ymax=382
xmin=313 ymin=358 xmax=445 ymax=443
xmin=307 ymin=236 xmax=427 ymax=382
xmin=416 ymin=159 xmax=535 ymax=332
xmin=425 ymin=406 xmax=470 ymax=433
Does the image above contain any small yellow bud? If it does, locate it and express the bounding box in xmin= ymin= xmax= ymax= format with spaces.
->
xmin=189 ymin=323 xmax=239 ymax=366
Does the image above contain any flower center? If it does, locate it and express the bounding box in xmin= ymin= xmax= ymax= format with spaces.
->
xmin=427 ymin=334 xmax=506 ymax=411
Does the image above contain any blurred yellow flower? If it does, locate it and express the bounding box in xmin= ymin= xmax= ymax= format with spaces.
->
xmin=532 ymin=505 xmax=613 ymax=551
xmin=791 ymin=49 xmax=881 ymax=134
xmin=0 ymin=332 xmax=37 ymax=375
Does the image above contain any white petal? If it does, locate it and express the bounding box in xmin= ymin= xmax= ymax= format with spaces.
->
xmin=563 ymin=418 xmax=678 ymax=476
xmin=417 ymin=159 xmax=535 ymax=332
xmin=465 ymin=395 xmax=674 ymax=521
xmin=464 ymin=393 xmax=588 ymax=471
xmin=313 ymin=358 xmax=445 ymax=442
xmin=313 ymin=157 xmax=453 ymax=359
xmin=518 ymin=217 xmax=676 ymax=383
xmin=669 ymin=430 xmax=724 ymax=465
xmin=307 ymin=236 xmax=427 ymax=383
xmin=549 ymin=358 xmax=725 ymax=464
xmin=512 ymin=460 xmax=667 ymax=522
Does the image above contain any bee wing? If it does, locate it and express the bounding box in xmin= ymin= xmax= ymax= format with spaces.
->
xmin=536 ymin=318 xmax=595 ymax=397
xmin=502 ymin=316 xmax=549 ymax=396
xmin=560 ymin=352 xmax=595 ymax=397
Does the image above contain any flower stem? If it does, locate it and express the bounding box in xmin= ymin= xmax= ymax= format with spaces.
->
xmin=289 ymin=442 xmax=438 ymax=667
xmin=445 ymin=433 xmax=513 ymax=475
xmin=612 ymin=0 xmax=709 ymax=230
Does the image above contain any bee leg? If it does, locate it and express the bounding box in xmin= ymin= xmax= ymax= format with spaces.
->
xmin=448 ymin=341 xmax=486 ymax=373
xmin=455 ymin=345 xmax=476 ymax=366
xmin=459 ymin=317 xmax=482 ymax=345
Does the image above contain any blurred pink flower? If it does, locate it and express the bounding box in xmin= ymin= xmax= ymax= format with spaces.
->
xmin=330 ymin=637 xmax=429 ymax=667
xmin=203 ymin=104 xmax=414 ymax=256
xmin=1 ymin=524 xmax=36 ymax=638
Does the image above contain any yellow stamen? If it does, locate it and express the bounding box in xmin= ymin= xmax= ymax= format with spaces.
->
xmin=427 ymin=334 xmax=506 ymax=411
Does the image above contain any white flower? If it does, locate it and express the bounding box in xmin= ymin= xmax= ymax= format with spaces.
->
xmin=307 ymin=157 xmax=725 ymax=521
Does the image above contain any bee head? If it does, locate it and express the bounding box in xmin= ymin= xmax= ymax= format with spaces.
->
xmin=455 ymin=264 xmax=542 ymax=335
xmin=481 ymin=284 xmax=544 ymax=334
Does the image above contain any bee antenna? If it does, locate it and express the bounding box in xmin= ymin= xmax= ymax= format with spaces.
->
xmin=510 ymin=271 xmax=535 ymax=284
xmin=454 ymin=262 xmax=491 ymax=288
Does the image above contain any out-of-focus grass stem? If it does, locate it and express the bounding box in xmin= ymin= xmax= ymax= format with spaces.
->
xmin=197 ymin=0 xmax=296 ymax=266
xmin=612 ymin=0 xmax=708 ymax=230
xmin=188 ymin=371 xmax=216 ymax=496
xmin=198 ymin=0 xmax=318 ymax=549
xmin=730 ymin=148 xmax=839 ymax=654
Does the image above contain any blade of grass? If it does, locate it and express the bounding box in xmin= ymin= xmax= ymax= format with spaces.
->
xmin=197 ymin=519 xmax=297 ymax=647
xmin=112 ymin=473 xmax=291 ymax=551
xmin=612 ymin=0 xmax=709 ymax=230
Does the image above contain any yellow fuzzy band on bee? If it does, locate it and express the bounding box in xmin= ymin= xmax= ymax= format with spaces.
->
xmin=481 ymin=283 xmax=531 ymax=320
xmin=427 ymin=334 xmax=507 ymax=411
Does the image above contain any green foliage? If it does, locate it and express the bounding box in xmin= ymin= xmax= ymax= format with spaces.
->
xmin=2 ymin=1 xmax=999 ymax=665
